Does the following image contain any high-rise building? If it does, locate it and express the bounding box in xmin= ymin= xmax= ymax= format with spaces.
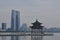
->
xmin=11 ymin=10 xmax=20 ymax=31
xmin=20 ymin=23 xmax=28 ymax=32
xmin=2 ymin=23 xmax=6 ymax=40
xmin=11 ymin=10 xmax=20 ymax=40
xmin=2 ymin=23 xmax=6 ymax=30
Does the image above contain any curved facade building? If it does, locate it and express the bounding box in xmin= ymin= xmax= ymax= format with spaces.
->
xmin=11 ymin=10 xmax=20 ymax=31
xmin=11 ymin=10 xmax=20 ymax=40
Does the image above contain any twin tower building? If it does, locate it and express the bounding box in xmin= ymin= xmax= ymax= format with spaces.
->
xmin=11 ymin=10 xmax=20 ymax=31
xmin=11 ymin=10 xmax=20 ymax=40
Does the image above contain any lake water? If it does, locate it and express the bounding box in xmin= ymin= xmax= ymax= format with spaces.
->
xmin=0 ymin=33 xmax=60 ymax=40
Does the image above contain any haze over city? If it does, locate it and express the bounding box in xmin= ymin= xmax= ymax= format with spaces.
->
xmin=0 ymin=0 xmax=60 ymax=28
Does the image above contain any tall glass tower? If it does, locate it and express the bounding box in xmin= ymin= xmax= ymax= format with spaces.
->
xmin=11 ymin=10 xmax=20 ymax=31
xmin=2 ymin=22 xmax=6 ymax=30
xmin=2 ymin=22 xmax=6 ymax=40
xmin=11 ymin=10 xmax=20 ymax=40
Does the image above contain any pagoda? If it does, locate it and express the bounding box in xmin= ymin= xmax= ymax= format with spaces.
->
xmin=30 ymin=19 xmax=44 ymax=40
xmin=30 ymin=19 xmax=44 ymax=33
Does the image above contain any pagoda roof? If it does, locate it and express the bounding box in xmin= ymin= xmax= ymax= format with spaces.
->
xmin=32 ymin=19 xmax=42 ymax=25
xmin=30 ymin=19 xmax=44 ymax=29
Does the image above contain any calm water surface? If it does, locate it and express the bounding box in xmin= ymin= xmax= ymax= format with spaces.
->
xmin=0 ymin=33 xmax=60 ymax=40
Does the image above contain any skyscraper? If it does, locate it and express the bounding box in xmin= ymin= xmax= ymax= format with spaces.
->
xmin=2 ymin=22 xmax=6 ymax=30
xmin=11 ymin=10 xmax=20 ymax=31
xmin=20 ymin=23 xmax=28 ymax=32
xmin=11 ymin=10 xmax=20 ymax=40
xmin=2 ymin=23 xmax=6 ymax=40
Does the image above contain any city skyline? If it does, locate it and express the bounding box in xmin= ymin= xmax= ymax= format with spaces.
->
xmin=0 ymin=10 xmax=60 ymax=33
xmin=0 ymin=9 xmax=59 ymax=28
xmin=0 ymin=0 xmax=60 ymax=40
xmin=0 ymin=0 xmax=60 ymax=28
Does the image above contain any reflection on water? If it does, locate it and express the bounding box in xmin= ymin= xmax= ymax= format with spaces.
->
xmin=0 ymin=33 xmax=60 ymax=40
xmin=43 ymin=33 xmax=60 ymax=40
xmin=11 ymin=36 xmax=19 ymax=40
xmin=2 ymin=36 xmax=6 ymax=40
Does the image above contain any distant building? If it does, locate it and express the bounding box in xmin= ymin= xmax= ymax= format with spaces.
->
xmin=2 ymin=23 xmax=6 ymax=30
xmin=20 ymin=23 xmax=28 ymax=32
xmin=11 ymin=10 xmax=20 ymax=31
xmin=47 ymin=28 xmax=60 ymax=33
xmin=2 ymin=22 xmax=6 ymax=40
xmin=6 ymin=28 xmax=12 ymax=31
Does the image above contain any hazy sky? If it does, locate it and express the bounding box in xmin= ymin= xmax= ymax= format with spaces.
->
xmin=0 ymin=0 xmax=60 ymax=28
